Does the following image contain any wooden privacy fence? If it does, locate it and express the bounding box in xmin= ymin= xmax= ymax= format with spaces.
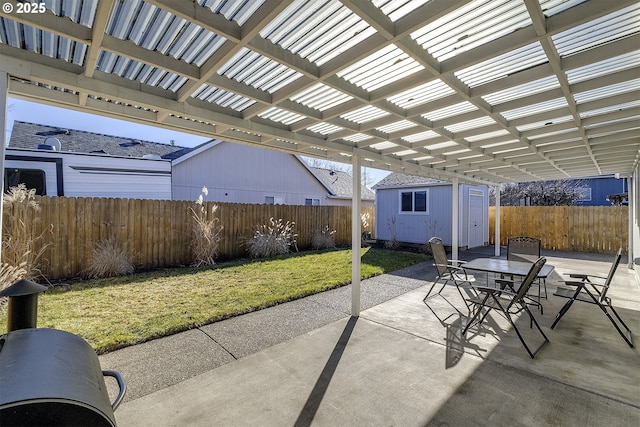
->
xmin=2 ymin=197 xmax=375 ymax=280
xmin=489 ymin=206 xmax=628 ymax=254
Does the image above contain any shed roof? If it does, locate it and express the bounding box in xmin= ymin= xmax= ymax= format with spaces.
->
xmin=1 ymin=0 xmax=638 ymax=184
xmin=373 ymin=172 xmax=449 ymax=190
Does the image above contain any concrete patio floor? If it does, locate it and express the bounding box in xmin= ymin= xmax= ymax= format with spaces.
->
xmin=101 ymin=248 xmax=640 ymax=426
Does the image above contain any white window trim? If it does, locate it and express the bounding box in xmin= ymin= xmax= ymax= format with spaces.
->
xmin=399 ymin=188 xmax=429 ymax=215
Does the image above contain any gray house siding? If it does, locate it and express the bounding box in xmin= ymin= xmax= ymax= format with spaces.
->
xmin=375 ymin=183 xmax=488 ymax=248
xmin=172 ymin=143 xmax=329 ymax=204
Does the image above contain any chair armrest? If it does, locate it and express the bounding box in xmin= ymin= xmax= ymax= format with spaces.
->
xmin=470 ymin=283 xmax=516 ymax=297
xmin=447 ymin=259 xmax=466 ymax=266
xmin=564 ymin=273 xmax=607 ymax=281
xmin=560 ymin=280 xmax=587 ymax=288
xmin=435 ymin=263 xmax=465 ymax=271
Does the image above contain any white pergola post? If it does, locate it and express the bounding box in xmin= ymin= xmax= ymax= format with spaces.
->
xmin=628 ymin=176 xmax=633 ymax=269
xmin=452 ymin=177 xmax=459 ymax=261
xmin=495 ymin=184 xmax=501 ymax=257
xmin=351 ymin=155 xmax=361 ymax=316
xmin=0 ymin=71 xmax=8 ymax=257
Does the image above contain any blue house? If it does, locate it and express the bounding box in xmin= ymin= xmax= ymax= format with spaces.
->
xmin=576 ymin=175 xmax=629 ymax=206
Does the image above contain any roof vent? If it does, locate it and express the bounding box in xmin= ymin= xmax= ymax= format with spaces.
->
xmin=39 ymin=137 xmax=61 ymax=151
xmin=142 ymin=154 xmax=162 ymax=160
xmin=120 ymin=140 xmax=143 ymax=147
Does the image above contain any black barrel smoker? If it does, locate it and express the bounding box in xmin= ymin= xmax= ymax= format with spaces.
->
xmin=0 ymin=280 xmax=126 ymax=426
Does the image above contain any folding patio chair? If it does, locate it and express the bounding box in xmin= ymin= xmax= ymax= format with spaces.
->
xmin=423 ymin=237 xmax=472 ymax=314
xmin=507 ymin=236 xmax=546 ymax=300
xmin=551 ymin=248 xmax=633 ymax=348
xmin=462 ymin=257 xmax=550 ymax=359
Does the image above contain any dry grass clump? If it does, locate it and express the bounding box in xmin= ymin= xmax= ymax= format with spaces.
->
xmin=247 ymin=218 xmax=297 ymax=258
xmin=189 ymin=187 xmax=223 ymax=267
xmin=2 ymin=184 xmax=49 ymax=281
xmin=312 ymin=225 xmax=336 ymax=250
xmin=0 ymin=262 xmax=28 ymax=309
xmin=83 ymin=239 xmax=134 ymax=279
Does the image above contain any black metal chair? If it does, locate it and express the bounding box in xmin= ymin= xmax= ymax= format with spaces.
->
xmin=507 ymin=236 xmax=546 ymax=300
xmin=507 ymin=236 xmax=541 ymax=262
xmin=551 ymin=248 xmax=633 ymax=348
xmin=423 ymin=237 xmax=471 ymax=315
xmin=462 ymin=257 xmax=550 ymax=359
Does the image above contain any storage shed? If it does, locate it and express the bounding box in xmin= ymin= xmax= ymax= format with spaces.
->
xmin=373 ymin=173 xmax=489 ymax=249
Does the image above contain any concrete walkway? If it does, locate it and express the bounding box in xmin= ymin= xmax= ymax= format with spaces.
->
xmin=100 ymin=248 xmax=640 ymax=426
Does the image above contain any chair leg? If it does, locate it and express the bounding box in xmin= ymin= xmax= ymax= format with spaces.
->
xmin=424 ymin=279 xmax=446 ymax=301
xmin=508 ymin=306 xmax=549 ymax=359
xmin=550 ymin=285 xmax=584 ymax=329
xmin=600 ymin=303 xmax=634 ymax=348
xmin=462 ymin=293 xmax=492 ymax=335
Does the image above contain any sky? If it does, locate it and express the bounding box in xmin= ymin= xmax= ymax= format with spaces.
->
xmin=5 ymin=98 xmax=390 ymax=186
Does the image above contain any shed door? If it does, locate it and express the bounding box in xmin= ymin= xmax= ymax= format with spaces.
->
xmin=468 ymin=190 xmax=485 ymax=248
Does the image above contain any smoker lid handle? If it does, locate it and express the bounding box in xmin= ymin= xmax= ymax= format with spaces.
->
xmin=102 ymin=370 xmax=127 ymax=411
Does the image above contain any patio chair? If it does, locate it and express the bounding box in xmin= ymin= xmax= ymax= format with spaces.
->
xmin=462 ymin=257 xmax=549 ymax=359
xmin=423 ymin=237 xmax=472 ymax=314
xmin=551 ymin=248 xmax=633 ymax=348
xmin=507 ymin=236 xmax=546 ymax=300
xmin=507 ymin=236 xmax=541 ymax=262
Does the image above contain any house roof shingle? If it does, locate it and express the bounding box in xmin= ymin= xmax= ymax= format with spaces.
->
xmin=9 ymin=121 xmax=190 ymax=159
xmin=311 ymin=168 xmax=375 ymax=201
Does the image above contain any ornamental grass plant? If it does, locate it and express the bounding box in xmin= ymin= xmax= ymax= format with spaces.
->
xmin=246 ymin=217 xmax=297 ymax=258
xmin=1 ymin=184 xmax=50 ymax=282
xmin=83 ymin=239 xmax=135 ymax=279
xmin=189 ymin=187 xmax=224 ymax=267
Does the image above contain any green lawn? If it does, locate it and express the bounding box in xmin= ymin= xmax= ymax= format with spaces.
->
xmin=0 ymin=248 xmax=427 ymax=353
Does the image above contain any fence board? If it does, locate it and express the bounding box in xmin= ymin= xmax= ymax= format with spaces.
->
xmin=489 ymin=206 xmax=627 ymax=254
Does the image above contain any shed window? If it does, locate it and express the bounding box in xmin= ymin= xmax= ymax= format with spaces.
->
xmin=401 ymin=192 xmax=413 ymax=211
xmin=414 ymin=191 xmax=427 ymax=211
xmin=400 ymin=190 xmax=428 ymax=213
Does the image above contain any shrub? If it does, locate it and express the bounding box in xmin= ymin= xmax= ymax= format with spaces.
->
xmin=312 ymin=225 xmax=336 ymax=250
xmin=384 ymin=216 xmax=399 ymax=249
xmin=189 ymin=187 xmax=223 ymax=267
xmin=83 ymin=239 xmax=134 ymax=279
xmin=247 ymin=218 xmax=297 ymax=258
xmin=2 ymin=184 xmax=50 ymax=281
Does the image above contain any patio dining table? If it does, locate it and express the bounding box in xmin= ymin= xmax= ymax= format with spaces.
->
xmin=462 ymin=258 xmax=555 ymax=308
xmin=463 ymin=258 xmax=555 ymax=280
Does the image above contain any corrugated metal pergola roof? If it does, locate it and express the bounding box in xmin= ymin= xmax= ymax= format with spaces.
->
xmin=1 ymin=0 xmax=638 ymax=185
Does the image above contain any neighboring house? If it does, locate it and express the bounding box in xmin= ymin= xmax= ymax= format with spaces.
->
xmin=496 ymin=175 xmax=630 ymax=206
xmin=6 ymin=121 xmax=188 ymax=199
xmin=171 ymin=139 xmax=374 ymax=206
xmin=7 ymin=121 xmax=374 ymax=206
xmin=373 ymin=173 xmax=489 ymax=249
xmin=308 ymin=168 xmax=375 ymax=207
xmin=575 ymin=175 xmax=629 ymax=206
